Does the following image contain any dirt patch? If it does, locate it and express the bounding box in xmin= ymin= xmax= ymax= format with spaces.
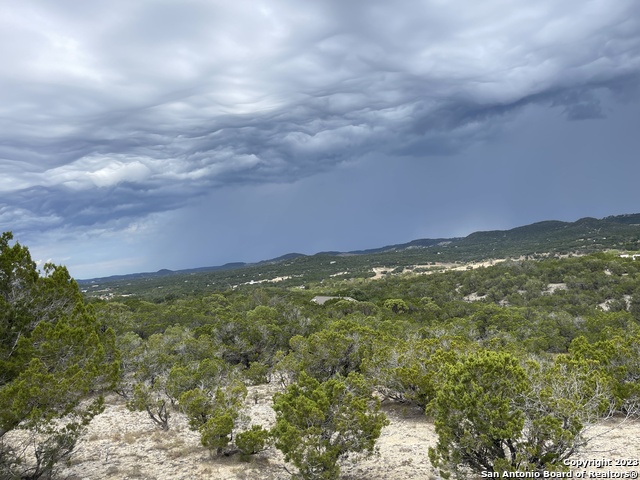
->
xmin=47 ymin=392 xmax=640 ymax=479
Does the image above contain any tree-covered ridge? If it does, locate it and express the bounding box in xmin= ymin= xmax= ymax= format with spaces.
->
xmin=79 ymin=213 xmax=640 ymax=301
xmin=93 ymin=251 xmax=640 ymax=342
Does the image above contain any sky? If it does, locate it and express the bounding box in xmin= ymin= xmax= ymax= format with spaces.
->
xmin=1 ymin=0 xmax=640 ymax=279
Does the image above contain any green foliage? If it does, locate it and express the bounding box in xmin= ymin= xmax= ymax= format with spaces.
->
xmin=235 ymin=425 xmax=271 ymax=456
xmin=383 ymin=298 xmax=409 ymax=314
xmin=114 ymin=331 xmax=144 ymax=397
xmin=429 ymin=350 xmax=529 ymax=477
xmin=166 ymin=358 xmax=231 ymax=402
xmin=199 ymin=411 xmax=235 ymax=454
xmin=127 ymin=382 xmax=170 ymax=430
xmin=235 ymin=306 xmax=287 ymax=366
xmin=428 ymin=350 xmax=614 ymax=478
xmin=243 ymin=361 xmax=270 ymax=385
xmin=568 ymin=332 xmax=640 ymax=414
xmin=71 ymin=226 xmax=640 ymax=478
xmin=121 ymin=325 xmax=229 ymax=429
xmin=272 ymin=372 xmax=388 ymax=480
xmin=522 ymin=355 xmax=614 ymax=464
xmin=0 ymin=232 xmax=118 ymax=478
xmin=275 ymin=322 xmax=379 ymax=384
xmin=363 ymin=336 xmax=465 ymax=408
xmin=179 ymin=381 xmax=248 ymax=455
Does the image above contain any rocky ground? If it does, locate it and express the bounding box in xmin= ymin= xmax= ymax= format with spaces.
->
xmin=25 ymin=386 xmax=640 ymax=479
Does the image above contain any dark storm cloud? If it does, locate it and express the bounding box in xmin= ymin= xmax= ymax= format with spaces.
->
xmin=1 ymin=0 xmax=640 ymax=240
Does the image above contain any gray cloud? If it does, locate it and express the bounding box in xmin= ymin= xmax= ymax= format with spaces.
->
xmin=1 ymin=0 xmax=640 ymax=275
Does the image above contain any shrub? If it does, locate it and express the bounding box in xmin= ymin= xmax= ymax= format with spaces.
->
xmin=272 ymin=372 xmax=388 ymax=479
xmin=429 ymin=350 xmax=614 ymax=478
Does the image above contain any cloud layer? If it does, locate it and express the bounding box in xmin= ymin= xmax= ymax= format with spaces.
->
xmin=1 ymin=0 xmax=640 ymax=275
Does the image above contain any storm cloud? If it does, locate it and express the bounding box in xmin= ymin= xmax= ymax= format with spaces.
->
xmin=1 ymin=0 xmax=640 ymax=277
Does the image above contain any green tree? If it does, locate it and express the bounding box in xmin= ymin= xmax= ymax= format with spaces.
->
xmin=275 ymin=322 xmax=378 ymax=385
xmin=428 ymin=350 xmax=613 ymax=478
xmin=123 ymin=326 xmax=216 ymax=428
xmin=363 ymin=336 xmax=464 ymax=408
xmin=568 ymin=333 xmax=640 ymax=415
xmin=235 ymin=424 xmax=271 ymax=457
xmin=272 ymin=372 xmax=388 ymax=480
xmin=179 ymin=381 xmax=248 ymax=455
xmin=383 ymin=298 xmax=409 ymax=314
xmin=127 ymin=381 xmax=170 ymax=431
xmin=0 ymin=232 xmax=118 ymax=479
xmin=429 ymin=351 xmax=529 ymax=477
xmin=166 ymin=357 xmax=232 ymax=403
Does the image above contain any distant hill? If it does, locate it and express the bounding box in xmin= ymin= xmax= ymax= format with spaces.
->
xmin=77 ymin=213 xmax=640 ymax=285
xmin=346 ymin=237 xmax=450 ymax=255
xmin=451 ymin=214 xmax=640 ymax=259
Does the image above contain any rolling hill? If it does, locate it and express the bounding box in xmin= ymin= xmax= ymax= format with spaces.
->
xmin=78 ymin=213 xmax=640 ymax=299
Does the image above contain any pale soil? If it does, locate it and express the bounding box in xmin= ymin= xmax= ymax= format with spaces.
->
xmin=54 ymin=387 xmax=440 ymax=480
xmin=545 ymin=283 xmax=568 ymax=294
xmin=49 ymin=389 xmax=640 ymax=480
xmin=371 ymin=260 xmax=507 ymax=280
xmin=236 ymin=276 xmax=292 ymax=288
xmin=578 ymin=417 xmax=640 ymax=467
